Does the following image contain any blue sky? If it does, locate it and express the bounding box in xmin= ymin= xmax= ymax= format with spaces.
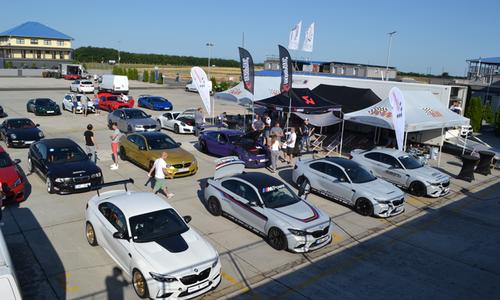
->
xmin=1 ymin=0 xmax=498 ymax=75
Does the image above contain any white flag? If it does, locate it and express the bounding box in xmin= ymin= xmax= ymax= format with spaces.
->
xmin=302 ymin=22 xmax=315 ymax=52
xmin=388 ymin=87 xmax=406 ymax=151
xmin=288 ymin=21 xmax=302 ymax=50
xmin=190 ymin=67 xmax=211 ymax=115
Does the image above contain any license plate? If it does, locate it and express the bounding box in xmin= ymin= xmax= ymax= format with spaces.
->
xmin=47 ymin=110 xmax=54 ymax=113
xmin=187 ymin=281 xmax=210 ymax=293
xmin=260 ymin=159 xmax=268 ymax=162
xmin=316 ymin=235 xmax=329 ymax=244
xmin=24 ymin=141 xmax=34 ymax=144
xmin=177 ymin=167 xmax=189 ymax=172
xmin=75 ymin=183 xmax=90 ymax=189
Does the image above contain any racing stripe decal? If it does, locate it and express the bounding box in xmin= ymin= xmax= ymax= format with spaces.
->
xmin=212 ymin=185 xmax=267 ymax=221
xmin=273 ymin=201 xmax=319 ymax=223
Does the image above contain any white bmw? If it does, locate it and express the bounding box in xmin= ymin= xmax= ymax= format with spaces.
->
xmin=156 ymin=111 xmax=195 ymax=134
xmin=85 ymin=180 xmax=221 ymax=299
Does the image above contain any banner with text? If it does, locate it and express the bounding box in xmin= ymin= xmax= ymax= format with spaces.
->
xmin=238 ymin=47 xmax=255 ymax=95
xmin=190 ymin=67 xmax=211 ymax=115
xmin=388 ymin=87 xmax=406 ymax=151
xmin=288 ymin=21 xmax=302 ymax=50
xmin=302 ymin=22 xmax=315 ymax=52
xmin=278 ymin=45 xmax=293 ymax=98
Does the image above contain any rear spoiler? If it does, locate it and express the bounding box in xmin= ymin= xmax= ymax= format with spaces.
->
xmin=93 ymin=178 xmax=134 ymax=196
xmin=214 ymin=156 xmax=245 ymax=179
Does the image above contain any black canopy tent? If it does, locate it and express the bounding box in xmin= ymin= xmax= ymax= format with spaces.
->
xmin=312 ymin=85 xmax=382 ymax=113
xmin=254 ymin=88 xmax=341 ymax=113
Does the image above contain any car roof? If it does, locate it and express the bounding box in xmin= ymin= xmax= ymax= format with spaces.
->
xmin=5 ymin=117 xmax=31 ymax=122
xmin=322 ymin=157 xmax=360 ymax=169
xmin=96 ymin=191 xmax=173 ymax=217
xmin=233 ymin=172 xmax=284 ymax=191
xmin=37 ymin=138 xmax=77 ymax=147
xmin=368 ymin=147 xmax=407 ymax=157
xmin=205 ymin=129 xmax=242 ymax=135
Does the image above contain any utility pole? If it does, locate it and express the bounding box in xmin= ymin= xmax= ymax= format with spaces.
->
xmin=385 ymin=31 xmax=396 ymax=81
xmin=242 ymin=32 xmax=245 ymax=48
xmin=206 ymin=42 xmax=214 ymax=79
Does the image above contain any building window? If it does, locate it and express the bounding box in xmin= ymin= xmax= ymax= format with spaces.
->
xmin=57 ymin=41 xmax=64 ymax=46
xmin=37 ymin=50 xmax=42 ymax=59
xmin=21 ymin=50 xmax=26 ymax=58
xmin=30 ymin=39 xmax=38 ymax=45
xmin=44 ymin=40 xmax=51 ymax=45
xmin=60 ymin=51 xmax=64 ymax=59
xmin=16 ymin=39 xmax=25 ymax=44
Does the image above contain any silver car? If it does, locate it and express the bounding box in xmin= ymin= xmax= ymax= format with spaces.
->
xmin=203 ymin=157 xmax=333 ymax=253
xmin=292 ymin=157 xmax=405 ymax=217
xmin=350 ymin=147 xmax=450 ymax=197
xmin=107 ymin=108 xmax=158 ymax=133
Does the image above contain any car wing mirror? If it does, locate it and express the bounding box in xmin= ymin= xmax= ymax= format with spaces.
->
xmin=176 ymin=142 xmax=182 ymax=146
xmin=183 ymin=215 xmax=192 ymax=224
xmin=36 ymin=123 xmax=40 ymax=127
xmin=113 ymin=231 xmax=128 ymax=240
xmin=298 ymin=180 xmax=311 ymax=199
xmin=13 ymin=159 xmax=21 ymax=164
xmin=87 ymin=153 xmax=93 ymax=158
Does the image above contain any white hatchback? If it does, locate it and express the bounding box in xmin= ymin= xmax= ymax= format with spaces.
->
xmin=85 ymin=182 xmax=221 ymax=299
xmin=70 ymin=80 xmax=95 ymax=93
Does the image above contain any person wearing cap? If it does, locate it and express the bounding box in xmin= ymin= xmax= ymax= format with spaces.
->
xmin=299 ymin=118 xmax=315 ymax=152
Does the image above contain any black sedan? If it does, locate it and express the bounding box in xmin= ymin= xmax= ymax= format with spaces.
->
xmin=28 ymin=138 xmax=103 ymax=194
xmin=26 ymin=98 xmax=61 ymax=116
xmin=0 ymin=118 xmax=44 ymax=148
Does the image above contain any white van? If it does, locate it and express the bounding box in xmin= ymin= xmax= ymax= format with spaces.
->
xmin=185 ymin=80 xmax=213 ymax=94
xmin=0 ymin=228 xmax=22 ymax=300
xmin=98 ymin=75 xmax=129 ymax=93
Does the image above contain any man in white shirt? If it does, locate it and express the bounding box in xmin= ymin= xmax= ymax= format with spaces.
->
xmin=121 ymin=93 xmax=129 ymax=102
xmin=284 ymin=127 xmax=297 ymax=165
xmin=148 ymin=151 xmax=175 ymax=199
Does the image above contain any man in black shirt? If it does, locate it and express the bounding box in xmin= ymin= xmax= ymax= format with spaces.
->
xmin=84 ymin=124 xmax=97 ymax=163
xmin=299 ymin=118 xmax=314 ymax=152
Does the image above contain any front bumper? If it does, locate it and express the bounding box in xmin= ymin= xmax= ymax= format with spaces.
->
xmin=52 ymin=177 xmax=103 ymax=194
xmin=178 ymin=126 xmax=194 ymax=134
xmin=36 ymin=109 xmax=60 ymax=115
xmin=149 ymin=263 xmax=221 ymax=299
xmin=134 ymin=125 xmax=158 ymax=132
xmin=373 ymin=199 xmax=405 ymax=218
xmin=3 ymin=181 xmax=25 ymax=204
xmin=171 ymin=161 xmax=198 ymax=178
xmin=287 ymin=225 xmax=333 ymax=253
xmin=7 ymin=138 xmax=40 ymax=148
xmin=244 ymin=155 xmax=269 ymax=168
xmin=74 ymin=106 xmax=96 ymax=114
xmin=426 ymin=181 xmax=450 ymax=198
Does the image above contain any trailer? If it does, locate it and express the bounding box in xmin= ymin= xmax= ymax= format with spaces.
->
xmin=59 ymin=64 xmax=89 ymax=80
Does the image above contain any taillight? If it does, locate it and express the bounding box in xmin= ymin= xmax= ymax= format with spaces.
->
xmin=348 ymin=154 xmax=353 ymax=160
xmin=205 ymin=182 xmax=209 ymax=188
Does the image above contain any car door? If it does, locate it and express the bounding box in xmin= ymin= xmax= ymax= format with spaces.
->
xmin=32 ymin=143 xmax=48 ymax=177
xmin=125 ymin=135 xmax=141 ymax=163
xmin=134 ymin=135 xmax=148 ymax=167
xmin=363 ymin=152 xmax=387 ymax=178
xmin=221 ymin=179 xmax=267 ymax=233
xmin=323 ymin=163 xmax=355 ymax=204
xmin=96 ymin=203 xmax=132 ymax=271
xmin=162 ymin=113 xmax=173 ymax=129
xmin=63 ymin=95 xmax=71 ymax=110
xmin=204 ymin=132 xmax=219 ymax=154
xmin=117 ymin=111 xmax=128 ymax=132
xmin=307 ymin=162 xmax=330 ymax=195
xmin=216 ymin=133 xmax=233 ymax=156
xmin=379 ymin=153 xmax=408 ymax=186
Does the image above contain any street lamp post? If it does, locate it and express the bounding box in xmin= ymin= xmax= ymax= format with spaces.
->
xmin=385 ymin=31 xmax=396 ymax=81
xmin=206 ymin=42 xmax=214 ymax=79
xmin=117 ymin=40 xmax=122 ymax=64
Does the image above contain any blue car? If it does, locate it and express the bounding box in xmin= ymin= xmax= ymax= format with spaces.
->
xmin=137 ymin=95 xmax=173 ymax=111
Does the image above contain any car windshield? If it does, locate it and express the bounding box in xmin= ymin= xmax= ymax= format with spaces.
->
xmin=260 ymin=184 xmax=300 ymax=208
xmin=130 ymin=208 xmax=189 ymax=242
xmin=47 ymin=145 xmax=87 ymax=163
xmin=399 ymin=155 xmax=423 ymax=169
xmin=107 ymin=96 xmax=119 ymax=101
xmin=150 ymin=97 xmax=166 ymax=103
xmin=124 ymin=110 xmax=148 ymax=119
xmin=81 ymin=81 xmax=92 ymax=85
xmin=37 ymin=98 xmax=54 ymax=106
xmin=227 ymin=133 xmax=244 ymax=143
xmin=7 ymin=119 xmax=35 ymax=129
xmin=0 ymin=152 xmax=13 ymax=168
xmin=146 ymin=135 xmax=179 ymax=150
xmin=344 ymin=165 xmax=376 ymax=184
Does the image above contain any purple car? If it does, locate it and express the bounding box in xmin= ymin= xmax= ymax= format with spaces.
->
xmin=198 ymin=129 xmax=270 ymax=168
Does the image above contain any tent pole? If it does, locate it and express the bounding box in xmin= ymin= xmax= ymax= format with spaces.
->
xmin=403 ymin=130 xmax=408 ymax=152
xmin=339 ymin=117 xmax=345 ymax=157
xmin=285 ymin=94 xmax=292 ymax=130
xmin=438 ymin=126 xmax=444 ymax=167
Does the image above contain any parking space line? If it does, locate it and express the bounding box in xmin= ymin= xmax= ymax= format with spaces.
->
xmin=221 ymin=271 xmax=262 ymax=300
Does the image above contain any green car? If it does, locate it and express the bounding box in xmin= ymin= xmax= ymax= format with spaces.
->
xmin=26 ymin=98 xmax=61 ymax=116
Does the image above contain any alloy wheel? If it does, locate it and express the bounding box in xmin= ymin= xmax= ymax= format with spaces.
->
xmin=133 ymin=270 xmax=148 ymax=298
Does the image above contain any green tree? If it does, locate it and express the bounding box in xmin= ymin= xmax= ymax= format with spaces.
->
xmin=149 ymin=70 xmax=155 ymax=83
xmin=483 ymin=103 xmax=495 ymax=124
xmin=465 ymin=96 xmax=483 ymax=132
xmin=143 ymin=70 xmax=149 ymax=82
xmin=127 ymin=68 xmax=134 ymax=80
xmin=132 ymin=68 xmax=139 ymax=80
xmin=157 ymin=72 xmax=164 ymax=84
xmin=112 ymin=65 xmax=118 ymax=75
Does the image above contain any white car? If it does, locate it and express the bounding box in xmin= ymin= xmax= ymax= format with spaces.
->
xmin=0 ymin=228 xmax=22 ymax=300
xmin=62 ymin=93 xmax=96 ymax=114
xmin=70 ymin=80 xmax=95 ymax=93
xmin=185 ymin=80 xmax=213 ymax=94
xmin=85 ymin=182 xmax=221 ymax=299
xmin=156 ymin=111 xmax=195 ymax=134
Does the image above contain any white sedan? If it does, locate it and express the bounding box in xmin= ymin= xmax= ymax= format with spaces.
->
xmin=70 ymin=80 xmax=95 ymax=93
xmin=62 ymin=93 xmax=96 ymax=114
xmin=156 ymin=111 xmax=195 ymax=134
xmin=85 ymin=182 xmax=221 ymax=299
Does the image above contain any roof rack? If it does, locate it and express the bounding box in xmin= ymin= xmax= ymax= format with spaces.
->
xmin=93 ymin=178 xmax=134 ymax=196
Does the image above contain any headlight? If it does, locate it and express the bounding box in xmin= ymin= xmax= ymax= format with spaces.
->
xmin=12 ymin=177 xmax=22 ymax=188
xmin=54 ymin=177 xmax=70 ymax=183
xmin=288 ymin=228 xmax=307 ymax=236
xmin=91 ymin=172 xmax=102 ymax=178
xmin=374 ymin=198 xmax=391 ymax=204
xmin=180 ymin=122 xmax=186 ymax=126
xmin=135 ymin=124 xmax=144 ymax=128
xmin=149 ymin=272 xmax=177 ymax=283
xmin=10 ymin=133 xmax=16 ymax=139
xmin=426 ymin=181 xmax=441 ymax=186
xmin=212 ymin=255 xmax=220 ymax=268
xmin=38 ymin=131 xmax=44 ymax=138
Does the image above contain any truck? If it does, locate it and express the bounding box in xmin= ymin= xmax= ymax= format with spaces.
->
xmin=0 ymin=228 xmax=22 ymax=300
xmin=98 ymin=74 xmax=129 ymax=94
xmin=59 ymin=63 xmax=89 ymax=80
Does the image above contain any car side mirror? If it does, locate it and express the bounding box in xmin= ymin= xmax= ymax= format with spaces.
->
xmin=176 ymin=142 xmax=182 ymax=146
xmin=113 ymin=231 xmax=128 ymax=240
xmin=87 ymin=153 xmax=93 ymax=158
xmin=183 ymin=215 xmax=192 ymax=224
xmin=147 ymin=114 xmax=152 ymax=118
xmin=13 ymin=159 xmax=21 ymax=164
xmin=36 ymin=124 xmax=40 ymax=127
xmin=247 ymin=200 xmax=257 ymax=207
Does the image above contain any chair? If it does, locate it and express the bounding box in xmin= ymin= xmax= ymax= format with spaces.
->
xmin=322 ymin=134 xmax=341 ymax=157
xmin=310 ymin=134 xmax=327 ymax=152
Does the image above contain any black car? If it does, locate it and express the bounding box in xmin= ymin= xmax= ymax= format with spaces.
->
xmin=26 ymin=98 xmax=61 ymax=116
xmin=0 ymin=118 xmax=44 ymax=148
xmin=0 ymin=105 xmax=7 ymax=118
xmin=28 ymin=138 xmax=103 ymax=194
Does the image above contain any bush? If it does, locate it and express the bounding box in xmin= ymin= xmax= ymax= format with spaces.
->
xmin=157 ymin=72 xmax=164 ymax=84
xmin=143 ymin=70 xmax=149 ymax=82
xmin=483 ymin=103 xmax=495 ymax=124
xmin=127 ymin=68 xmax=134 ymax=80
xmin=132 ymin=68 xmax=139 ymax=80
xmin=465 ymin=96 xmax=483 ymax=132
xmin=149 ymin=70 xmax=155 ymax=83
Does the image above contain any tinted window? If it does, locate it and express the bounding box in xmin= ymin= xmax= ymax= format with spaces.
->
xmin=47 ymin=144 xmax=87 ymax=163
xmin=163 ymin=113 xmax=173 ymax=120
xmin=379 ymin=153 xmax=401 ymax=168
xmin=259 ymin=184 xmax=300 ymax=208
xmin=310 ymin=162 xmax=326 ymax=173
xmin=324 ymin=163 xmax=348 ymax=182
xmin=130 ymin=208 xmax=188 ymax=242
xmin=127 ymin=135 xmax=139 ymax=144
xmin=217 ymin=133 xmax=228 ymax=144
xmin=34 ymin=143 xmax=47 ymax=159
xmin=99 ymin=202 xmax=127 ymax=232
xmin=36 ymin=98 xmax=54 ymax=105
xmin=399 ymin=155 xmax=423 ymax=169
xmin=7 ymin=119 xmax=35 ymax=129
xmin=0 ymin=152 xmax=13 ymax=168
xmin=365 ymin=152 xmax=381 ymax=162
xmin=124 ymin=110 xmax=148 ymax=119
xmin=145 ymin=135 xmax=178 ymax=150
xmin=222 ymin=180 xmax=259 ymax=203
xmin=150 ymin=97 xmax=166 ymax=103
xmin=344 ymin=165 xmax=376 ymax=184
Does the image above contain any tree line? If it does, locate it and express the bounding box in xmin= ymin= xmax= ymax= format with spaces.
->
xmin=74 ymin=46 xmax=239 ymax=67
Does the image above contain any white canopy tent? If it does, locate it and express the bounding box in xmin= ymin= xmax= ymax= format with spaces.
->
xmin=344 ymin=90 xmax=470 ymax=165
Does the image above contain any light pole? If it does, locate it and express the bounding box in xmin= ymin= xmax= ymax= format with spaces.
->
xmin=385 ymin=31 xmax=396 ymax=81
xmin=117 ymin=40 xmax=121 ymax=64
xmin=206 ymin=42 xmax=214 ymax=79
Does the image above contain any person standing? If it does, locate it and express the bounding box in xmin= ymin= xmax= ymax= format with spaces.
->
xmin=84 ymin=124 xmax=97 ymax=163
xmin=121 ymin=93 xmax=129 ymax=102
xmin=110 ymin=123 xmax=121 ymax=170
xmin=270 ymin=122 xmax=284 ymax=140
xmin=81 ymin=94 xmax=89 ymax=117
xmin=0 ymin=182 xmax=5 ymax=223
xmin=148 ymin=151 xmax=175 ymax=199
xmin=269 ymin=135 xmax=281 ymax=173
xmin=71 ymin=94 xmax=78 ymax=114
xmin=263 ymin=114 xmax=272 ymax=144
xmin=194 ymin=107 xmax=204 ymax=136
xmin=299 ymin=118 xmax=315 ymax=152
xmin=284 ymin=127 xmax=297 ymax=165
xmin=93 ymin=93 xmax=100 ymax=115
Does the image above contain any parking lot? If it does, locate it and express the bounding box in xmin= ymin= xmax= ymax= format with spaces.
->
xmin=0 ymin=79 xmax=499 ymax=300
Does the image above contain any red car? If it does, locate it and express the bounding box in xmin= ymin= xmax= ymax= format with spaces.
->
xmin=0 ymin=146 xmax=25 ymax=204
xmin=64 ymin=74 xmax=80 ymax=80
xmin=97 ymin=92 xmax=135 ymax=112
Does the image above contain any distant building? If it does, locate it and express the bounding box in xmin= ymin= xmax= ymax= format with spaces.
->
xmin=0 ymin=21 xmax=73 ymax=69
xmin=264 ymin=57 xmax=397 ymax=80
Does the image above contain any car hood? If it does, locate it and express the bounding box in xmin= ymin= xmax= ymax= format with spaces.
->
xmin=147 ymin=148 xmax=195 ymax=163
xmin=7 ymin=127 xmax=42 ymax=139
xmin=358 ymin=178 xmax=403 ymax=199
xmin=127 ymin=118 xmax=157 ymax=126
xmin=152 ymin=101 xmax=171 ymax=108
xmin=408 ymin=166 xmax=449 ymax=183
xmin=270 ymin=200 xmax=328 ymax=229
xmin=134 ymin=229 xmax=217 ymax=275
xmin=0 ymin=165 xmax=20 ymax=186
xmin=48 ymin=160 xmax=100 ymax=177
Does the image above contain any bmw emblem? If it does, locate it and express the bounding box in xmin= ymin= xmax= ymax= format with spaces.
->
xmin=194 ymin=268 xmax=198 ymax=273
